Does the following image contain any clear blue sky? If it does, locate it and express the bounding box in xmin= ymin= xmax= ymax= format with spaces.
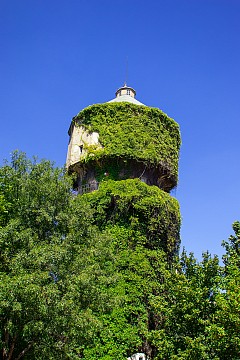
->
xmin=1 ymin=0 xmax=240 ymax=260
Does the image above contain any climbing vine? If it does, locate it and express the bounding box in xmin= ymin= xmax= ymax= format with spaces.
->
xmin=72 ymin=102 xmax=181 ymax=181
xmin=82 ymin=179 xmax=181 ymax=258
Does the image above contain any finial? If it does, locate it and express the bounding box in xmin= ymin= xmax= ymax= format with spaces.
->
xmin=124 ymin=56 xmax=128 ymax=87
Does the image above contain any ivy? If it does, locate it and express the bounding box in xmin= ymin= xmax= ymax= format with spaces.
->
xmin=72 ymin=102 xmax=181 ymax=182
xmin=81 ymin=179 xmax=181 ymax=258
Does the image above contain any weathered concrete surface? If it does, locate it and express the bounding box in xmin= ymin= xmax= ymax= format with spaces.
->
xmin=66 ymin=126 xmax=101 ymax=168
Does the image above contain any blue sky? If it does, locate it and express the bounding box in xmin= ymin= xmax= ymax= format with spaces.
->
xmin=1 ymin=0 xmax=240 ymax=260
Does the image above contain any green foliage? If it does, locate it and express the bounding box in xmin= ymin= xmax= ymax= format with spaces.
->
xmin=0 ymin=152 xmax=72 ymax=359
xmin=67 ymin=179 xmax=181 ymax=358
xmin=1 ymin=152 xmax=240 ymax=359
xmin=149 ymin=245 xmax=240 ymax=360
xmin=210 ymin=222 xmax=240 ymax=359
xmin=81 ymin=179 xmax=181 ymax=257
xmin=73 ymin=102 xmax=181 ymax=180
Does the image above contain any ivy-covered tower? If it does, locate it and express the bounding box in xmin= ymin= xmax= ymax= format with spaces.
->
xmin=66 ymin=84 xmax=181 ymax=257
xmin=67 ymin=84 xmax=180 ymax=193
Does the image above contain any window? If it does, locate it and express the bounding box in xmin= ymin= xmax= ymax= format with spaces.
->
xmin=127 ymin=89 xmax=130 ymax=95
xmin=79 ymin=145 xmax=83 ymax=153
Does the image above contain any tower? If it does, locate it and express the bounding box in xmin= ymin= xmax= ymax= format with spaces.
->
xmin=66 ymin=84 xmax=180 ymax=195
xmin=66 ymin=84 xmax=182 ymax=357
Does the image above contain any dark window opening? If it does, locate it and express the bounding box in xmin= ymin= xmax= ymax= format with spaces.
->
xmin=79 ymin=145 xmax=83 ymax=153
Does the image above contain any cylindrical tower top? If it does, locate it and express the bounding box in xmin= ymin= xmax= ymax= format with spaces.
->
xmin=115 ymin=83 xmax=136 ymax=98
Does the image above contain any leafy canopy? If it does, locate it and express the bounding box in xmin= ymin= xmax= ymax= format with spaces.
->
xmin=0 ymin=152 xmax=240 ymax=359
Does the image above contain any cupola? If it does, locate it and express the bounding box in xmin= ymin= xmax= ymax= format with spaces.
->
xmin=108 ymin=83 xmax=144 ymax=105
xmin=115 ymin=83 xmax=136 ymax=98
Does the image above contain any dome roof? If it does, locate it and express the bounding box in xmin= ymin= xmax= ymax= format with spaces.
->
xmin=108 ymin=83 xmax=145 ymax=106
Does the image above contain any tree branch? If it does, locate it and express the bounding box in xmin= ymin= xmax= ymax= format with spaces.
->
xmin=7 ymin=335 xmax=17 ymax=360
xmin=15 ymin=341 xmax=34 ymax=360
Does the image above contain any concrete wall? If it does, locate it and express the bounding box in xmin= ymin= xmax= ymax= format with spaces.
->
xmin=66 ymin=125 xmax=101 ymax=168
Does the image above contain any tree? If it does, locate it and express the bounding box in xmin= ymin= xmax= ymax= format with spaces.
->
xmin=149 ymin=229 xmax=240 ymax=360
xmin=147 ymin=250 xmax=222 ymax=359
xmin=0 ymin=152 xmax=73 ymax=359
xmin=0 ymin=152 xmax=127 ymax=359
xmin=1 ymin=152 xmax=239 ymax=359
xmin=205 ymin=222 xmax=240 ymax=359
